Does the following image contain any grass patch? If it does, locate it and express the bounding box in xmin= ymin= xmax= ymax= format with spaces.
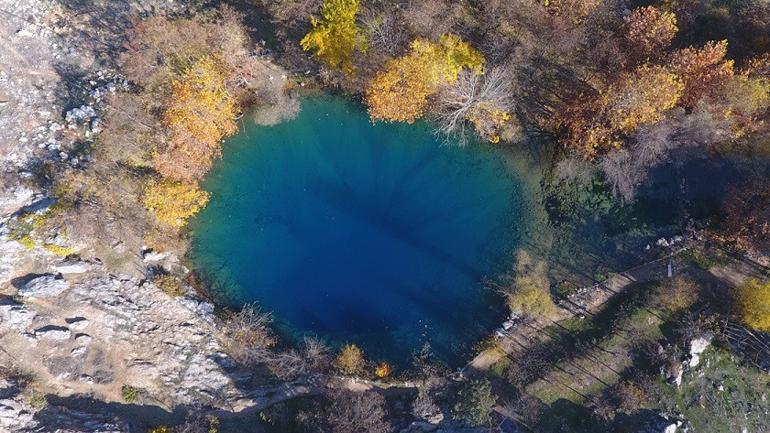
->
xmin=650 ymin=346 xmax=770 ymax=433
xmin=679 ymin=249 xmax=727 ymax=270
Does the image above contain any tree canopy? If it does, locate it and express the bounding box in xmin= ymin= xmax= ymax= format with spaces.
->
xmin=366 ymin=34 xmax=484 ymax=123
xmin=738 ymin=279 xmax=770 ymax=332
xmin=300 ymin=0 xmax=366 ymax=72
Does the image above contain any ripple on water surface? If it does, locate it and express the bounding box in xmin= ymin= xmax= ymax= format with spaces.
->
xmin=189 ymin=96 xmax=533 ymax=365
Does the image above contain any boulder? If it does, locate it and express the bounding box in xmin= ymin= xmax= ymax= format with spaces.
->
xmin=18 ymin=275 xmax=68 ymax=298
xmin=142 ymin=251 xmax=169 ymax=263
xmin=0 ymin=302 xmax=36 ymax=331
xmin=65 ymin=316 xmax=88 ymax=331
xmin=687 ymin=334 xmax=713 ymax=368
xmin=0 ymin=397 xmax=36 ymax=432
xmin=35 ymin=325 xmax=71 ymax=340
xmin=54 ymin=261 xmax=91 ymax=274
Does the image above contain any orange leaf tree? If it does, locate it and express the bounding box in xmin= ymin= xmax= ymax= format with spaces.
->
xmin=668 ymin=40 xmax=735 ymax=108
xmin=625 ymin=6 xmax=678 ymax=60
xmin=563 ymin=65 xmax=683 ymax=157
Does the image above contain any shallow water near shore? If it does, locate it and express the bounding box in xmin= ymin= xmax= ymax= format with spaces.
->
xmin=189 ymin=96 xmax=531 ymax=365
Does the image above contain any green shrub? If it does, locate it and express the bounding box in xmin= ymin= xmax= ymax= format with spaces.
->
xmin=452 ymin=379 xmax=496 ymax=426
xmin=121 ymin=384 xmax=139 ymax=403
xmin=506 ymin=251 xmax=558 ymax=320
xmin=152 ymin=274 xmax=186 ymax=297
xmin=680 ymin=249 xmax=725 ymax=270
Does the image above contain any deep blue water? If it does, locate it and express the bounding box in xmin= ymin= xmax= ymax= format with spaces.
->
xmin=189 ymin=96 xmax=530 ymax=365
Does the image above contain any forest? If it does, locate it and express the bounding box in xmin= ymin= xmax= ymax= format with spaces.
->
xmin=2 ymin=0 xmax=769 ymax=432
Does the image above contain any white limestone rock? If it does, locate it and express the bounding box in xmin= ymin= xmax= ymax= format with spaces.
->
xmin=54 ymin=261 xmax=92 ymax=274
xmin=687 ymin=333 xmax=713 ymax=368
xmin=35 ymin=325 xmax=71 ymax=340
xmin=0 ymin=302 xmax=36 ymax=331
xmin=18 ymin=274 xmax=68 ymax=298
xmin=65 ymin=316 xmax=89 ymax=331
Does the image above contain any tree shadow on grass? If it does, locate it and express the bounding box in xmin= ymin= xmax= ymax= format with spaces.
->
xmin=533 ymin=399 xmax=672 ymax=433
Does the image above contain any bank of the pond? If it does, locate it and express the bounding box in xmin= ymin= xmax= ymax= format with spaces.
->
xmin=189 ymin=96 xmax=537 ymax=366
xmin=187 ymin=93 xmax=748 ymax=369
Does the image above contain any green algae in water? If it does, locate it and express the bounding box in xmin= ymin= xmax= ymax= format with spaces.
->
xmin=189 ymin=96 xmax=532 ymax=365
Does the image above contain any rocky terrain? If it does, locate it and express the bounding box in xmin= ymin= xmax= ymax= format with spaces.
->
xmin=0 ymin=1 xmax=265 ymax=431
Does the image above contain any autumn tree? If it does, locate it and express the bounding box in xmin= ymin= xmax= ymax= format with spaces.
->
xmin=143 ymin=180 xmax=210 ymax=228
xmin=721 ymin=178 xmax=770 ymax=254
xmin=668 ymin=40 xmax=734 ymax=109
xmin=329 ymin=390 xmax=390 ymax=433
xmin=488 ymin=250 xmax=557 ymax=320
xmin=361 ymin=8 xmax=407 ymax=55
xmin=737 ymin=279 xmax=770 ymax=332
xmin=83 ymin=6 xmax=274 ymax=244
xmin=563 ymin=65 xmax=683 ymax=157
xmin=435 ymin=66 xmax=514 ymax=144
xmin=624 ymin=6 xmax=678 ymax=60
xmin=122 ymin=7 xmax=259 ymax=98
xmin=300 ymin=0 xmax=366 ymax=71
xmin=301 ymin=389 xmax=391 ymax=433
xmin=334 ymin=343 xmax=365 ymax=375
xmin=366 ymin=34 xmax=484 ymax=123
xmin=544 ymin=0 xmax=603 ymax=25
xmin=221 ymin=304 xmax=310 ymax=379
xmin=702 ymin=63 xmax=770 ymax=138
xmin=155 ymin=56 xmax=238 ymax=181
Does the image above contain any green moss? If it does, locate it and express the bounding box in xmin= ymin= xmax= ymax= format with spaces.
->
xmin=15 ymin=235 xmax=37 ymax=250
xmin=8 ymin=209 xmax=75 ymax=255
xmin=43 ymin=243 xmax=76 ymax=257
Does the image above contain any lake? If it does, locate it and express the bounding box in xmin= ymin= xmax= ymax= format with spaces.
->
xmin=189 ymin=96 xmax=533 ymax=365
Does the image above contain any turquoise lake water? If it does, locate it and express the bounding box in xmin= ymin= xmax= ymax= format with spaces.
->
xmin=189 ymin=96 xmax=530 ymax=365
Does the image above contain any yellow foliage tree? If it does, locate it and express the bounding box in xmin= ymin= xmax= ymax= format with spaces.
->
xmin=157 ymin=55 xmax=237 ymax=181
xmin=506 ymin=250 xmax=557 ymax=320
xmin=604 ymin=65 xmax=683 ymax=133
xmin=300 ymin=0 xmax=366 ymax=72
xmin=143 ymin=180 xmax=210 ymax=228
xmin=335 ymin=343 xmax=365 ymax=375
xmin=565 ymin=65 xmax=683 ymax=156
xmin=738 ymin=279 xmax=770 ymax=332
xmin=366 ymin=34 xmax=484 ymax=123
